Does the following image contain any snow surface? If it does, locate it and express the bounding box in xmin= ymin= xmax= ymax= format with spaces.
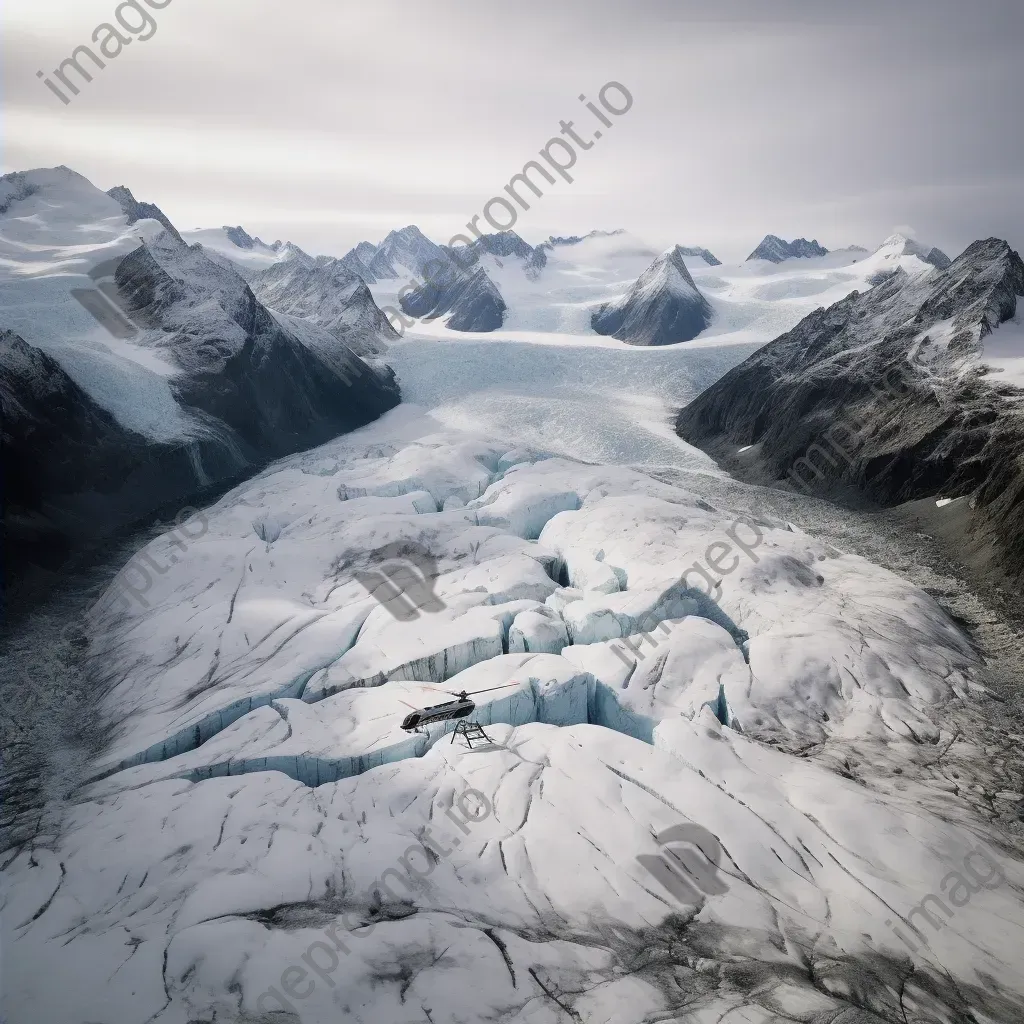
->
xmin=0 ymin=169 xmax=205 ymax=439
xmin=370 ymin=231 xmax=940 ymax=350
xmin=179 ymin=227 xmax=297 ymax=276
xmin=5 ymin=397 xmax=1024 ymax=1023
xmin=980 ymin=309 xmax=1024 ymax=389
xmin=5 ymin=201 xmax=1022 ymax=1022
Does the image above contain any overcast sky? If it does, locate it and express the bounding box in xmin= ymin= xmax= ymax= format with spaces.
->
xmin=3 ymin=0 xmax=1023 ymax=262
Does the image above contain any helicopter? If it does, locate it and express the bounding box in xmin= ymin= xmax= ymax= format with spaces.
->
xmin=397 ymin=682 xmax=519 ymax=732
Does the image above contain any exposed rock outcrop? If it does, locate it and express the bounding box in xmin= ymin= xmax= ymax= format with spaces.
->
xmin=676 ymin=237 xmax=1024 ymax=581
xmin=746 ymin=235 xmax=828 ymax=262
xmin=676 ymin=245 xmax=722 ymax=266
xmin=107 ymin=185 xmax=185 ymax=246
xmin=401 ymin=263 xmax=506 ymax=332
xmin=249 ymin=256 xmax=398 ymax=355
xmin=0 ymin=168 xmax=401 ymax=584
xmin=591 ymin=245 xmax=713 ymax=346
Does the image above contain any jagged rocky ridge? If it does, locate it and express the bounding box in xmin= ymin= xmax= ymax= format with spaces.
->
xmin=401 ymin=262 xmax=507 ymax=331
xmin=676 ymin=236 xmax=1024 ymax=580
xmin=390 ymin=228 xmax=524 ymax=332
xmin=344 ymin=224 xmax=451 ymax=284
xmin=591 ymin=244 xmax=713 ymax=346
xmin=249 ymin=256 xmax=398 ymax=355
xmin=107 ymin=185 xmax=185 ymax=245
xmin=746 ymin=234 xmax=829 ymax=262
xmin=112 ymin=233 xmax=399 ymax=453
xmin=0 ymin=168 xmax=400 ymax=583
xmin=675 ymin=244 xmax=722 ymax=266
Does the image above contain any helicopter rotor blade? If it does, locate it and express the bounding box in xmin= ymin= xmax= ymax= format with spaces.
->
xmin=409 ymin=681 xmax=520 ymax=698
xmin=467 ymin=682 xmax=522 ymax=696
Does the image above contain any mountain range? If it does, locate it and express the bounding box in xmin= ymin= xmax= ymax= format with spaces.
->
xmin=746 ymin=234 xmax=831 ymax=262
xmin=6 ymin=164 xmax=1024 ymax=1024
xmin=677 ymin=236 xmax=1024 ymax=593
xmin=0 ymin=167 xmax=399 ymax=582
xmin=0 ymin=163 xmax=1000 ymax=594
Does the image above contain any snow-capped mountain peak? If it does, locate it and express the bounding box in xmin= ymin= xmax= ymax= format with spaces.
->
xmin=874 ymin=232 xmax=951 ymax=269
xmin=591 ymin=244 xmax=713 ymax=345
xmin=747 ymin=234 xmax=829 ymax=262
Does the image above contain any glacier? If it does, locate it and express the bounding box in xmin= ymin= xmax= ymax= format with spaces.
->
xmin=3 ymin=205 xmax=1024 ymax=1024
xmin=4 ymin=394 xmax=1024 ymax=1023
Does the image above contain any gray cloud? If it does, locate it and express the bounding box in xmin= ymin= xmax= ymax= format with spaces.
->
xmin=3 ymin=0 xmax=1022 ymax=260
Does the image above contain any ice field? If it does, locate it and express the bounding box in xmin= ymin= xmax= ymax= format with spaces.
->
xmin=4 ymin=219 xmax=1024 ymax=1024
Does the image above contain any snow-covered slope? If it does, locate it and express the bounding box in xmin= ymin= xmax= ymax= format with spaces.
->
xmin=873 ymin=232 xmax=952 ymax=270
xmin=591 ymin=245 xmax=714 ymax=346
xmin=0 ymin=167 xmax=400 ymax=575
xmin=179 ymin=225 xmax=308 ymax=278
xmin=5 ymin=405 xmax=1024 ymax=1024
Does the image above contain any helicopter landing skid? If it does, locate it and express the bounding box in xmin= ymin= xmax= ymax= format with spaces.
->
xmin=451 ymin=720 xmax=492 ymax=748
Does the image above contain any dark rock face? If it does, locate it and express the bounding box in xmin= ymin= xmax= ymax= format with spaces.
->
xmin=113 ymin=235 xmax=400 ymax=455
xmin=676 ymin=237 xmax=1024 ymax=580
xmin=1 ymin=211 xmax=400 ymax=585
xmin=747 ymin=235 xmax=828 ymax=262
xmin=223 ymin=225 xmax=256 ymax=249
xmin=401 ymin=264 xmax=506 ymax=332
xmin=923 ymin=246 xmax=952 ymax=270
xmin=591 ymin=245 xmax=713 ymax=346
xmin=676 ymin=246 xmax=722 ymax=266
xmin=0 ymin=330 xmax=243 ymax=575
xmin=249 ymin=256 xmax=398 ymax=355
xmin=107 ymin=185 xmax=185 ymax=246
xmin=445 ymin=270 xmax=506 ymax=331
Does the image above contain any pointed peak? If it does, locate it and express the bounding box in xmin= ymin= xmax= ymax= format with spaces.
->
xmin=878 ymin=232 xmax=914 ymax=249
xmin=876 ymin=234 xmax=951 ymax=270
xmin=223 ymin=225 xmax=257 ymax=250
xmin=382 ymin=224 xmax=429 ymax=244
